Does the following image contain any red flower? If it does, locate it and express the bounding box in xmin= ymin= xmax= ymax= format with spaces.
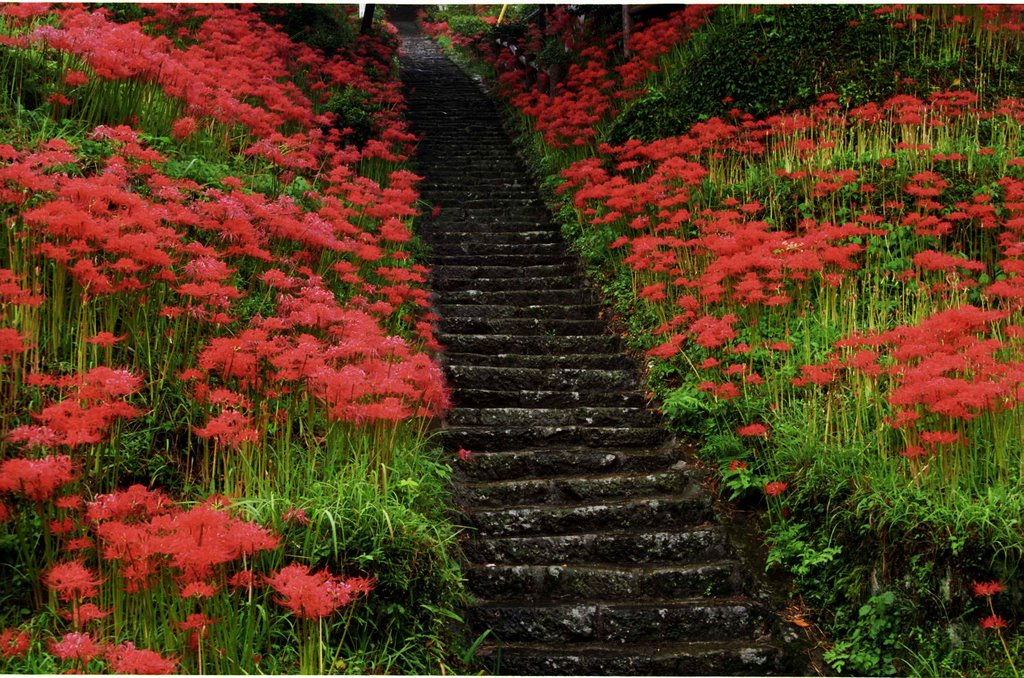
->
xmin=457 ymin=448 xmax=472 ymax=462
xmin=105 ymin=641 xmax=178 ymax=674
xmin=49 ymin=632 xmax=103 ymax=668
xmin=764 ymin=481 xmax=789 ymax=497
xmin=0 ymin=454 xmax=76 ymax=502
xmin=972 ymin=581 xmax=1004 ymax=598
xmin=45 ymin=561 xmax=103 ymax=601
xmin=980 ymin=615 xmax=1008 ymax=630
xmin=737 ymin=423 xmax=769 ymax=438
xmin=0 ymin=628 xmax=30 ymax=659
xmin=266 ymin=563 xmax=372 ymax=619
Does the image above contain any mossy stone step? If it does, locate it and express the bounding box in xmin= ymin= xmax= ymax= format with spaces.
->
xmin=463 ymin=527 xmax=732 ymax=566
xmin=443 ymin=352 xmax=629 ymax=369
xmin=457 ymin=468 xmax=692 ymax=506
xmin=473 ymin=640 xmax=788 ymax=676
xmin=469 ymin=599 xmax=766 ymax=644
xmin=448 ymin=388 xmax=645 ymax=409
xmin=437 ymin=333 xmax=621 ymax=355
xmin=452 ymin=447 xmax=686 ymax=483
xmin=447 ymin=405 xmax=657 ymax=428
xmin=463 ymin=561 xmax=746 ymax=602
xmin=463 ymin=491 xmax=712 ymax=537
xmin=438 ymin=317 xmax=607 ymax=336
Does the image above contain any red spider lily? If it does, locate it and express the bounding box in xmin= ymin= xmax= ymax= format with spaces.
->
xmin=265 ymin=563 xmax=372 ymax=620
xmin=60 ymin=602 xmax=110 ymax=628
xmin=764 ymin=481 xmax=789 ymax=497
xmin=45 ymin=561 xmax=103 ymax=601
xmin=737 ymin=423 xmax=769 ymax=438
xmin=457 ymin=448 xmax=472 ymax=462
xmin=972 ymin=581 xmax=1005 ymax=598
xmin=105 ymin=641 xmax=178 ymax=674
xmin=0 ymin=454 xmax=76 ymax=502
xmin=49 ymin=632 xmax=104 ymax=668
xmin=980 ymin=615 xmax=1008 ymax=630
xmin=0 ymin=628 xmax=30 ymax=659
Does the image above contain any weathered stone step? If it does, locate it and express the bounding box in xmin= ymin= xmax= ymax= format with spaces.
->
xmin=474 ymin=639 xmax=787 ymax=676
xmin=449 ymin=388 xmax=645 ymax=409
xmin=444 ymin=425 xmax=670 ymax=451
xmin=453 ymin=447 xmax=687 ymax=483
xmin=464 ymin=561 xmax=745 ymax=602
xmin=422 ymin=190 xmax=539 ymax=203
xmin=463 ymin=527 xmax=732 ymax=565
xmin=432 ymin=253 xmax=568 ymax=266
xmin=431 ymin=264 xmax=579 ymax=280
xmin=437 ymin=304 xmax=601 ymax=321
xmin=423 ymin=215 xmax=552 ymax=231
xmin=448 ymin=406 xmax=656 ymax=428
xmin=457 ymin=469 xmax=690 ymax=506
xmin=439 ymin=317 xmax=607 ymax=336
xmin=470 ymin=599 xmax=766 ymax=644
xmin=430 ymin=241 xmax=565 ymax=256
xmin=437 ymin=291 xmax=599 ymax=309
xmin=420 ymin=230 xmax=559 ymax=246
xmin=463 ymin=491 xmax=712 ymax=537
xmin=430 ymin=275 xmax=581 ymax=292
xmin=437 ymin=333 xmax=620 ymax=355
xmin=444 ymin=365 xmax=637 ymax=392
xmin=444 ymin=352 xmax=629 ymax=369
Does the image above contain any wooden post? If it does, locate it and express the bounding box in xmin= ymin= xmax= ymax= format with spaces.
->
xmin=360 ymin=3 xmax=375 ymax=35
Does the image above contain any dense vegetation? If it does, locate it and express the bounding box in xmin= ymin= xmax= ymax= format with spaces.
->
xmin=0 ymin=4 xmax=468 ymax=674
xmin=425 ymin=4 xmax=1024 ymax=675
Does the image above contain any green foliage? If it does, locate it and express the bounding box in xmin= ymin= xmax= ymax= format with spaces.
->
xmin=611 ymin=5 xmax=1024 ymax=143
xmin=254 ymin=5 xmax=356 ymax=57
xmin=324 ymin=87 xmax=376 ymax=148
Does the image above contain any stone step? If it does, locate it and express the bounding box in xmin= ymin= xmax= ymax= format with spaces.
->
xmin=429 ymin=241 xmax=565 ymax=256
xmin=474 ymin=639 xmax=787 ymax=676
xmin=444 ymin=366 xmax=637 ymax=392
xmin=463 ymin=527 xmax=733 ymax=565
xmin=447 ymin=406 xmax=657 ymax=428
xmin=464 ymin=561 xmax=746 ymax=603
xmin=439 ymin=317 xmax=607 ymax=336
xmin=443 ymin=425 xmax=670 ymax=451
xmin=457 ymin=469 xmax=692 ymax=506
xmin=423 ymin=189 xmax=540 ymax=202
xmin=443 ymin=352 xmax=629 ymax=369
xmin=452 ymin=447 xmax=686 ymax=483
xmin=437 ymin=290 xmax=598 ymax=307
xmin=448 ymin=388 xmax=645 ymax=409
xmin=463 ymin=491 xmax=712 ymax=537
xmin=437 ymin=304 xmax=601 ymax=321
xmin=425 ymin=218 xmax=553 ymax=232
xmin=420 ymin=230 xmax=560 ymax=246
xmin=432 ymin=253 xmax=568 ymax=266
xmin=437 ymin=333 xmax=620 ymax=355
xmin=431 ymin=275 xmax=582 ymax=292
xmin=430 ymin=264 xmax=579 ymax=280
xmin=469 ymin=599 xmax=767 ymax=644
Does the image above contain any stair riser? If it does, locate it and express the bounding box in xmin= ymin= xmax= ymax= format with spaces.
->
xmin=443 ymin=426 xmax=670 ymax=451
xmin=457 ymin=471 xmax=691 ymax=507
xmin=448 ymin=389 xmax=645 ymax=409
xmin=465 ymin=495 xmax=713 ymax=537
xmin=438 ymin=334 xmax=620 ymax=354
xmin=430 ymin=242 xmax=565 ymax=256
xmin=431 ymin=265 xmax=579 ymax=280
xmin=443 ymin=353 xmax=629 ymax=369
xmin=447 ymin=407 xmax=656 ymax=428
xmin=438 ymin=305 xmax=601 ymax=320
xmin=469 ymin=603 xmax=763 ymax=644
xmin=445 ymin=367 xmax=637 ymax=392
xmin=465 ymin=563 xmax=744 ymax=601
xmin=430 ymin=276 xmax=579 ymax=292
xmin=463 ymin=529 xmax=733 ymax=565
xmin=439 ymin=318 xmax=607 ymax=336
xmin=453 ymin=449 xmax=683 ymax=483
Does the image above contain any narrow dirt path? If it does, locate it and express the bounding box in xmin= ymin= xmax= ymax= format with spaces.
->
xmin=397 ymin=19 xmax=802 ymax=676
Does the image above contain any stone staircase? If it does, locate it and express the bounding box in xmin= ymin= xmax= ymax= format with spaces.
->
xmin=398 ymin=20 xmax=803 ymax=676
